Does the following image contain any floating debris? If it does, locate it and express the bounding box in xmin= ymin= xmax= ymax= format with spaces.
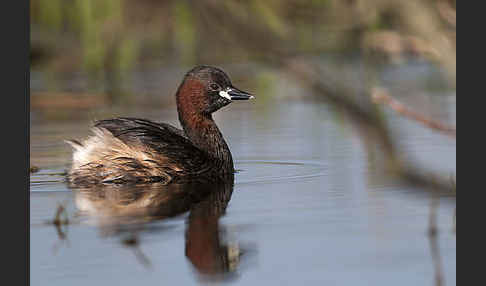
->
xmin=48 ymin=204 xmax=70 ymax=226
xmin=30 ymin=166 xmax=40 ymax=173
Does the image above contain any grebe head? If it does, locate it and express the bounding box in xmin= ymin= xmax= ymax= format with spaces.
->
xmin=176 ymin=65 xmax=254 ymax=116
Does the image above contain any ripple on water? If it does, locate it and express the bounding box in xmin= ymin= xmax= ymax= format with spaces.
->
xmin=30 ymin=160 xmax=327 ymax=192
xmin=30 ymin=168 xmax=69 ymax=193
xmin=235 ymin=160 xmax=327 ymax=185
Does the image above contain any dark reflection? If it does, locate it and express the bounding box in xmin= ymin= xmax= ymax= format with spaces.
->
xmin=70 ymin=176 xmax=246 ymax=281
xmin=185 ymin=182 xmax=240 ymax=280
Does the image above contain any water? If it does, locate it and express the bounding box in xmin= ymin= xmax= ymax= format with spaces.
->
xmin=30 ymin=63 xmax=456 ymax=285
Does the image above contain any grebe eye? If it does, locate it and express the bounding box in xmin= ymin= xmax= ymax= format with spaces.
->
xmin=210 ymin=83 xmax=220 ymax=91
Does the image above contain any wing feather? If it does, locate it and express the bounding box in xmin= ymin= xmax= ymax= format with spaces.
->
xmin=67 ymin=117 xmax=212 ymax=185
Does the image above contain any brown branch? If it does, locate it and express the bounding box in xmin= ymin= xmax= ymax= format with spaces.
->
xmin=372 ymin=88 xmax=456 ymax=139
xmin=283 ymin=59 xmax=455 ymax=195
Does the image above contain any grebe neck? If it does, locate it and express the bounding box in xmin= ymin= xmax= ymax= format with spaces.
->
xmin=179 ymin=112 xmax=234 ymax=173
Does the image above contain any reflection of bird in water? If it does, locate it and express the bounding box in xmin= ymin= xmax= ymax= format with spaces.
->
xmin=185 ymin=181 xmax=241 ymax=278
xmin=71 ymin=176 xmax=244 ymax=280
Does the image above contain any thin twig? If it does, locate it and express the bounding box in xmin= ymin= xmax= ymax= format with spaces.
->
xmin=428 ymin=196 xmax=444 ymax=286
xmin=372 ymin=88 xmax=456 ymax=138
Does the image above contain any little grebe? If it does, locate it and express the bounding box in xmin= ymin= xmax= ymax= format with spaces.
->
xmin=66 ymin=66 xmax=253 ymax=185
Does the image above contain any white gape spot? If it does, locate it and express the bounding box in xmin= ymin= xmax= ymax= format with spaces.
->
xmin=219 ymin=89 xmax=232 ymax=100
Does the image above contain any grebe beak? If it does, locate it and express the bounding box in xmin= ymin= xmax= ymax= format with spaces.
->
xmin=226 ymin=87 xmax=254 ymax=100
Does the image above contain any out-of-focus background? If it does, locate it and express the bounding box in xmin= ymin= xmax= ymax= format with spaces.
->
xmin=31 ymin=0 xmax=455 ymax=107
xmin=30 ymin=1 xmax=456 ymax=285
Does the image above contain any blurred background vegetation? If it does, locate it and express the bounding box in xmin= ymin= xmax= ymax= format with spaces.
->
xmin=31 ymin=0 xmax=455 ymax=93
xmin=31 ymin=0 xmax=455 ymax=192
